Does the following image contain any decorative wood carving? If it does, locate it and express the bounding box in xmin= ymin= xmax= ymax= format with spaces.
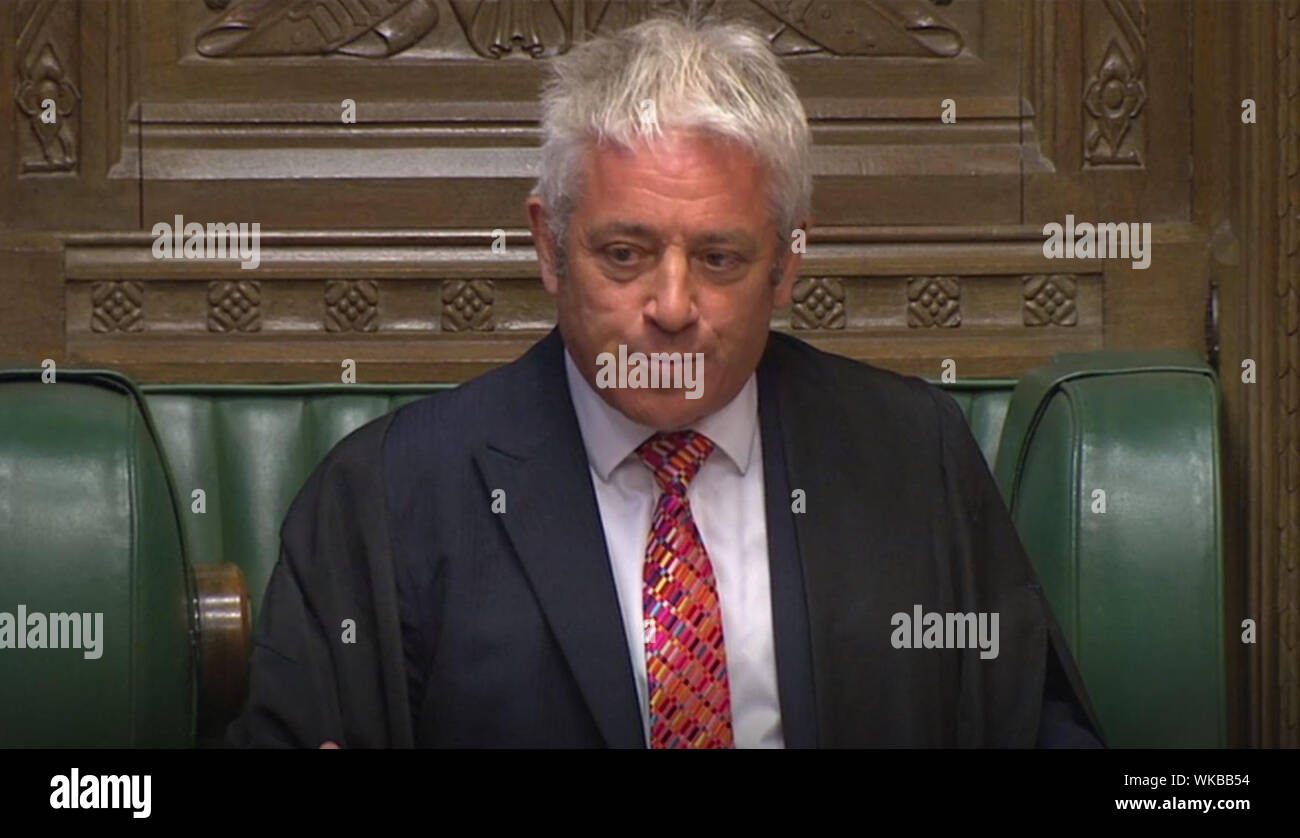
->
xmin=207 ymin=281 xmax=262 ymax=332
xmin=60 ymin=235 xmax=1106 ymax=379
xmin=586 ymin=0 xmax=971 ymax=58
xmin=1023 ymin=275 xmax=1078 ymax=327
xmin=747 ymin=0 xmax=965 ymax=57
xmin=14 ymin=0 xmax=80 ymax=174
xmin=906 ymin=276 xmax=960 ymax=328
xmin=451 ymin=0 xmax=570 ymax=57
xmin=1272 ymin=0 xmax=1300 ymax=747
xmin=441 ymin=279 xmax=495 ymax=331
xmin=90 ymin=281 xmax=143 ymax=333
xmin=324 ymin=280 xmax=378 ymax=331
xmin=196 ymin=0 xmax=441 ymax=57
xmin=191 ymin=0 xmax=971 ymax=60
xmin=1084 ymin=0 xmax=1147 ymax=167
xmin=791 ymin=276 xmax=846 ymax=330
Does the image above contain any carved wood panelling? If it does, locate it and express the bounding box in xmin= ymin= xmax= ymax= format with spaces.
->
xmin=441 ymin=279 xmax=495 ymax=331
xmin=1083 ymin=0 xmax=1148 ymax=167
xmin=1271 ymin=0 xmax=1300 ymax=747
xmin=188 ymin=0 xmax=975 ymax=61
xmin=196 ymin=0 xmax=443 ymax=58
xmin=89 ymin=281 xmax=143 ymax=333
xmin=791 ymin=277 xmax=846 ymax=330
xmin=324 ymin=279 xmax=379 ymax=332
xmin=1024 ymin=0 xmax=1186 ymax=228
xmin=0 ymin=0 xmax=1191 ymax=381
xmin=907 ymin=276 xmax=961 ymax=328
xmin=144 ymin=0 xmax=1013 ymax=228
xmin=207 ymin=280 xmax=261 ymax=332
xmin=4 ymin=0 xmax=137 ymax=232
xmin=61 ymin=230 xmax=1106 ymax=378
xmin=1023 ymin=274 xmax=1078 ymax=327
xmin=15 ymin=0 xmax=80 ymax=174
xmin=776 ymin=272 xmax=1100 ymax=334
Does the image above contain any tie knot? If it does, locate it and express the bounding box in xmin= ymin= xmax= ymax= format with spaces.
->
xmin=636 ymin=430 xmax=715 ymax=496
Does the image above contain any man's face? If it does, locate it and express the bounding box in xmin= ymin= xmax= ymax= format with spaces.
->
xmin=528 ymin=129 xmax=803 ymax=430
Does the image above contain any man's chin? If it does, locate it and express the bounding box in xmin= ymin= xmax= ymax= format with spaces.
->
xmin=606 ymin=390 xmax=708 ymax=431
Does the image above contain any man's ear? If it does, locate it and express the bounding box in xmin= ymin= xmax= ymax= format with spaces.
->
xmin=773 ymin=219 xmax=808 ymax=308
xmin=527 ymin=196 xmax=562 ymax=296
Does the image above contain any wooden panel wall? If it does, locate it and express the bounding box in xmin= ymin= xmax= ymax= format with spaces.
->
xmin=0 ymin=0 xmax=1294 ymax=747
xmin=2 ymin=0 xmax=1203 ymax=381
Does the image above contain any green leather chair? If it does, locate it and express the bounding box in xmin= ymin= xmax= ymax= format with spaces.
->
xmin=140 ymin=384 xmax=442 ymax=626
xmin=0 ymin=370 xmax=249 ymax=747
xmin=993 ymin=350 xmax=1225 ymax=748
xmin=0 ymin=371 xmax=195 ymax=746
xmin=0 ymin=350 xmax=1225 ymax=747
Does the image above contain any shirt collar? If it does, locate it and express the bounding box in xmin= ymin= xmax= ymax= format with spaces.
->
xmin=563 ymin=345 xmax=758 ymax=482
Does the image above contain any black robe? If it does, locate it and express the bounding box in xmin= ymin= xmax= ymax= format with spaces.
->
xmin=226 ymin=328 xmax=1103 ymax=748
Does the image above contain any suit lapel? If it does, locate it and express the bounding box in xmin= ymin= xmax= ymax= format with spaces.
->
xmin=760 ymin=332 xmax=929 ymax=746
xmin=757 ymin=346 xmax=819 ymax=748
xmin=472 ymin=330 xmax=645 ymax=748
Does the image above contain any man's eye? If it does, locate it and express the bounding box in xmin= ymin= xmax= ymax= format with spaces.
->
xmin=703 ymin=252 xmax=740 ymax=270
xmin=605 ymin=245 xmax=640 ymax=265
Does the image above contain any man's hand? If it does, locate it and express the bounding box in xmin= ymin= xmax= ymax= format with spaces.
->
xmin=320 ymin=741 xmax=341 ymax=749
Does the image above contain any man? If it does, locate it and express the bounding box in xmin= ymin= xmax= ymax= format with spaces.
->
xmin=227 ymin=12 xmax=1102 ymax=748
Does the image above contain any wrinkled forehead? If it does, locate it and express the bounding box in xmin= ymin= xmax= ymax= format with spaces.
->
xmin=573 ymin=129 xmax=776 ymax=236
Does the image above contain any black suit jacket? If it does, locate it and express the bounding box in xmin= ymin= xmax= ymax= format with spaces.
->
xmin=227 ymin=328 xmax=1103 ymax=747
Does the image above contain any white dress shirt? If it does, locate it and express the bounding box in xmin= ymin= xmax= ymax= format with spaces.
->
xmin=563 ymin=348 xmax=785 ymax=748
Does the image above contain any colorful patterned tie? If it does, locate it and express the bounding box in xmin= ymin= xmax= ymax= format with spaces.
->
xmin=636 ymin=430 xmax=734 ymax=749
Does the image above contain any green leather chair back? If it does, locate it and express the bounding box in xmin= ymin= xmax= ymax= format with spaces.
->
xmin=141 ymin=385 xmax=444 ymax=623
xmin=0 ymin=371 xmax=195 ymax=746
xmin=938 ymin=381 xmax=1016 ymax=469
xmin=993 ymin=350 xmax=1226 ymax=747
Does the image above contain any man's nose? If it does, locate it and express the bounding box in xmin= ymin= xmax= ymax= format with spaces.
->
xmin=645 ymin=247 xmax=697 ymax=332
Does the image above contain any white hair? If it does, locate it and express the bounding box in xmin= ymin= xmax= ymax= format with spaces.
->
xmin=531 ymin=9 xmax=813 ymax=280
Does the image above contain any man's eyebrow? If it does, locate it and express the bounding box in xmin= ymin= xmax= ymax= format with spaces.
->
xmin=585 ymin=222 xmax=758 ymax=249
xmin=691 ymin=229 xmax=758 ymax=249
xmin=586 ymin=221 xmax=660 ymax=241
